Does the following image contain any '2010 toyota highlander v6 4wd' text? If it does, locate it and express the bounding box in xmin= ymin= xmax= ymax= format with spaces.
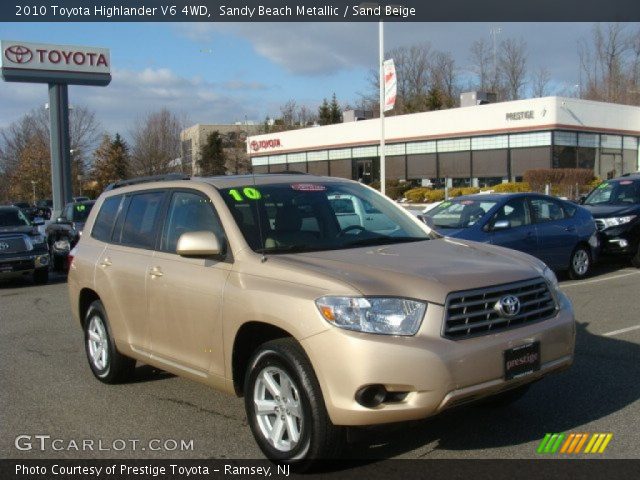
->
xmin=68 ymin=173 xmax=575 ymax=463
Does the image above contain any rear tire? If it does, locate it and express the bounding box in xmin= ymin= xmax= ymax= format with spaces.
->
xmin=244 ymin=338 xmax=344 ymax=466
xmin=568 ymin=245 xmax=591 ymax=280
xmin=631 ymin=243 xmax=640 ymax=268
xmin=33 ymin=268 xmax=49 ymax=285
xmin=84 ymin=300 xmax=135 ymax=384
xmin=53 ymin=255 xmax=66 ymax=272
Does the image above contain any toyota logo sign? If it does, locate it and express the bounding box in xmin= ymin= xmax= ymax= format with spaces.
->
xmin=250 ymin=138 xmax=281 ymax=152
xmin=4 ymin=45 xmax=33 ymax=64
xmin=495 ymin=295 xmax=521 ymax=318
xmin=0 ymin=241 xmax=10 ymax=251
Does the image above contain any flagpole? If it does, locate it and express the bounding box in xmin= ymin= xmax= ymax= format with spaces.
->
xmin=379 ymin=20 xmax=386 ymax=196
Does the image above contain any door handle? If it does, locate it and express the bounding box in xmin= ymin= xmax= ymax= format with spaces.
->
xmin=99 ymin=257 xmax=112 ymax=268
xmin=149 ymin=266 xmax=163 ymax=278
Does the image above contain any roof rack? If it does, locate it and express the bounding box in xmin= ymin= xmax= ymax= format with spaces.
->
xmin=105 ymin=173 xmax=190 ymax=191
xmin=269 ymin=170 xmax=310 ymax=175
xmin=621 ymin=172 xmax=640 ymax=177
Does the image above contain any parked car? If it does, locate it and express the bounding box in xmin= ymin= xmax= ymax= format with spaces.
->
xmin=35 ymin=199 xmax=53 ymax=220
xmin=424 ymin=193 xmax=598 ymax=279
xmin=580 ymin=174 xmax=640 ymax=267
xmin=12 ymin=201 xmax=38 ymax=220
xmin=68 ymin=174 xmax=575 ymax=463
xmin=46 ymin=200 xmax=95 ymax=271
xmin=73 ymin=196 xmax=90 ymax=203
xmin=0 ymin=205 xmax=49 ymax=284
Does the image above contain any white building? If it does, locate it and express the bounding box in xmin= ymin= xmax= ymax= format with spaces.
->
xmin=247 ymin=97 xmax=640 ymax=187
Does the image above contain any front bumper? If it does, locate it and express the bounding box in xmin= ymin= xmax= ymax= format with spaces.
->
xmin=302 ymin=292 xmax=575 ymax=426
xmin=0 ymin=253 xmax=49 ymax=277
xmin=597 ymin=227 xmax=638 ymax=256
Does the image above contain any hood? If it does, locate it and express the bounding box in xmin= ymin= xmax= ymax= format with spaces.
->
xmin=583 ymin=204 xmax=639 ymax=218
xmin=0 ymin=225 xmax=38 ymax=236
xmin=431 ymin=226 xmax=483 ymax=241
xmin=269 ymin=238 xmax=544 ymax=304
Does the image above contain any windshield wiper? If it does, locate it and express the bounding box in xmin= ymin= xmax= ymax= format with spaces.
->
xmin=343 ymin=236 xmax=426 ymax=248
xmin=256 ymin=244 xmax=324 ymax=254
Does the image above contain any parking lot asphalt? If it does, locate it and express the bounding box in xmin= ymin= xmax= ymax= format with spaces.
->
xmin=1 ymin=263 xmax=639 ymax=462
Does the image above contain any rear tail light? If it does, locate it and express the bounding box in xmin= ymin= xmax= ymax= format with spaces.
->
xmin=67 ymin=246 xmax=78 ymax=271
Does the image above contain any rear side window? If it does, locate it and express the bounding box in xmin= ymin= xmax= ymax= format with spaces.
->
xmin=120 ymin=192 xmax=164 ymax=249
xmin=530 ymin=198 xmax=565 ymax=222
xmin=92 ymin=196 xmax=122 ymax=242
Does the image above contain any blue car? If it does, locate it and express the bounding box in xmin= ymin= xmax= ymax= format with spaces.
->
xmin=424 ymin=193 xmax=598 ymax=279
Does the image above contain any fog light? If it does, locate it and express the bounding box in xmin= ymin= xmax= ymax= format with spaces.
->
xmin=619 ymin=239 xmax=629 ymax=248
xmin=36 ymin=255 xmax=49 ymax=267
xmin=355 ymin=385 xmax=387 ymax=408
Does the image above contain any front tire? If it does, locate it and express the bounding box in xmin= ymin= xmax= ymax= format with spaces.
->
xmin=631 ymin=242 xmax=640 ymax=268
xmin=33 ymin=268 xmax=49 ymax=285
xmin=84 ymin=300 xmax=135 ymax=384
xmin=568 ymin=245 xmax=591 ymax=280
xmin=244 ymin=338 xmax=344 ymax=464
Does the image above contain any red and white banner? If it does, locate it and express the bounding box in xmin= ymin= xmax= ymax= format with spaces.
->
xmin=383 ymin=59 xmax=396 ymax=112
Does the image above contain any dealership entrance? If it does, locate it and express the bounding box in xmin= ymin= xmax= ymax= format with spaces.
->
xmin=353 ymin=158 xmax=379 ymax=185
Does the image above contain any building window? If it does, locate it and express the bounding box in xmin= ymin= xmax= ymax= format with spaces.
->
xmin=307 ymin=150 xmax=328 ymax=161
xmin=352 ymin=146 xmax=378 ymax=158
xmin=601 ymin=134 xmax=622 ymax=150
xmin=554 ymin=131 xmax=578 ymax=147
xmin=252 ymin=157 xmax=268 ymax=166
xmin=578 ymin=133 xmax=599 ymax=148
xmin=553 ymin=146 xmax=577 ymax=168
xmin=471 ymin=135 xmax=508 ymax=151
xmin=329 ymin=148 xmax=351 ymax=160
xmin=406 ymin=141 xmax=436 ymax=154
xmin=509 ymin=132 xmax=552 ymax=148
xmin=269 ymin=155 xmax=287 ymax=165
xmin=384 ymin=143 xmax=406 ymax=156
xmin=623 ymin=136 xmax=638 ymax=151
xmin=438 ymin=138 xmax=471 ymax=153
xmin=287 ymin=153 xmax=305 ymax=163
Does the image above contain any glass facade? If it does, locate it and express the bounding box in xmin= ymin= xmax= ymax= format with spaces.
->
xmin=252 ymin=129 xmax=639 ymax=183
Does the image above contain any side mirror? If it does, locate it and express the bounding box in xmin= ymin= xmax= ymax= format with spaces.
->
xmin=32 ymin=217 xmax=45 ymax=226
xmin=579 ymin=195 xmax=586 ymax=205
xmin=492 ymin=219 xmax=510 ymax=231
xmin=176 ymin=231 xmax=222 ymax=258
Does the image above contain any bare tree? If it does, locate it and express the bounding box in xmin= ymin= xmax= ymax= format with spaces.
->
xmin=499 ymin=38 xmax=528 ymax=100
xmin=531 ymin=66 xmax=551 ymax=97
xmin=130 ymin=109 xmax=183 ymax=176
xmin=430 ymin=51 xmax=459 ymax=107
xmin=470 ymin=38 xmax=493 ymax=91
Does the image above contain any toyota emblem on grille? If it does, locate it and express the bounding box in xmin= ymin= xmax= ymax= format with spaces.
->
xmin=0 ymin=242 xmax=9 ymax=251
xmin=495 ymin=295 xmax=521 ymax=318
xmin=4 ymin=45 xmax=33 ymax=64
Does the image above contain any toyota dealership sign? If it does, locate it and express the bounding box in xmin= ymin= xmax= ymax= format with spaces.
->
xmin=1 ymin=40 xmax=110 ymax=85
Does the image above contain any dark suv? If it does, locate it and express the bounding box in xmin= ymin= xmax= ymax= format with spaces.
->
xmin=0 ymin=206 xmax=49 ymax=284
xmin=581 ymin=174 xmax=640 ymax=267
xmin=45 ymin=200 xmax=95 ymax=271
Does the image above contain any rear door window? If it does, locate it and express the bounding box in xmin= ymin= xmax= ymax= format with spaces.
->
xmin=120 ymin=192 xmax=165 ymax=249
xmin=91 ymin=196 xmax=122 ymax=242
xmin=530 ymin=197 xmax=565 ymax=222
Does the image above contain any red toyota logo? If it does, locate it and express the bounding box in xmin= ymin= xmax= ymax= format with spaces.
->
xmin=4 ymin=45 xmax=33 ymax=64
xmin=250 ymin=140 xmax=260 ymax=152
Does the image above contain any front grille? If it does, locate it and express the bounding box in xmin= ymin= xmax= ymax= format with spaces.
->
xmin=595 ymin=219 xmax=605 ymax=231
xmin=443 ymin=278 xmax=557 ymax=340
xmin=0 ymin=235 xmax=29 ymax=255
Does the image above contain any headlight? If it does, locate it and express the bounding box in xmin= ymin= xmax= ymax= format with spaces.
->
xmin=29 ymin=234 xmax=47 ymax=247
xmin=542 ymin=267 xmax=561 ymax=306
xmin=315 ymin=296 xmax=426 ymax=336
xmin=599 ymin=215 xmax=636 ymax=229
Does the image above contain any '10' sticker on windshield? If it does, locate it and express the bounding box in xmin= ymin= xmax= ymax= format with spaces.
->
xmin=228 ymin=187 xmax=262 ymax=202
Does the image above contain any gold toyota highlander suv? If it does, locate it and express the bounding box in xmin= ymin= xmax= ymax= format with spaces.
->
xmin=68 ymin=173 xmax=575 ymax=462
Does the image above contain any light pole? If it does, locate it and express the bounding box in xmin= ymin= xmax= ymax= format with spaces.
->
xmin=379 ymin=20 xmax=386 ymax=196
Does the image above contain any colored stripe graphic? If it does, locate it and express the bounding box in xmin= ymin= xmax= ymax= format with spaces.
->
xmin=539 ymin=433 xmax=613 ymax=454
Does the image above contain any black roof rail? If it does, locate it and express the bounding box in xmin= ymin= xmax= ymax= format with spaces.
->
xmin=269 ymin=170 xmax=310 ymax=175
xmin=621 ymin=172 xmax=640 ymax=177
xmin=105 ymin=173 xmax=190 ymax=191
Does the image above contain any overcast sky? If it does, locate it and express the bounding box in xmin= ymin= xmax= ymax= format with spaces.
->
xmin=0 ymin=22 xmax=634 ymax=137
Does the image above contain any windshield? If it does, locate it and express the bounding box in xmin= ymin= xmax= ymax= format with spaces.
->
xmin=584 ymin=180 xmax=640 ymax=206
xmin=0 ymin=208 xmax=31 ymax=227
xmin=220 ymin=182 xmax=430 ymax=253
xmin=72 ymin=203 xmax=94 ymax=222
xmin=425 ymin=199 xmax=497 ymax=229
